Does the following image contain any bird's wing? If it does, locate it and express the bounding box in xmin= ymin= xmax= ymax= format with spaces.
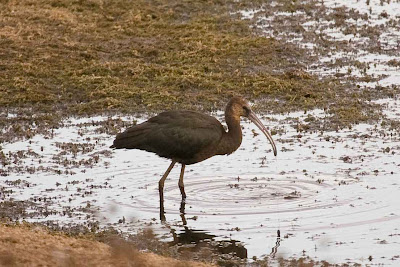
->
xmin=111 ymin=111 xmax=224 ymax=160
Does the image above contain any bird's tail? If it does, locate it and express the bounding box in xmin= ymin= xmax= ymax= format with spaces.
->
xmin=110 ymin=124 xmax=151 ymax=149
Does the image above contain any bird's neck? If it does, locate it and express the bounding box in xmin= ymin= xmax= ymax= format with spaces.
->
xmin=217 ymin=115 xmax=242 ymax=155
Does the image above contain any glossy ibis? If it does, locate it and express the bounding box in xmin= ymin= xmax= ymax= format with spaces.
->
xmin=110 ymin=97 xmax=277 ymax=215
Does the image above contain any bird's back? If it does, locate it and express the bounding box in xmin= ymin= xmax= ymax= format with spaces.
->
xmin=110 ymin=111 xmax=225 ymax=164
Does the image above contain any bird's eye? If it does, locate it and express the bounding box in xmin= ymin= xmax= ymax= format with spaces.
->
xmin=243 ymin=106 xmax=250 ymax=114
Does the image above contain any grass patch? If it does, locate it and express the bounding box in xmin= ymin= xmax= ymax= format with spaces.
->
xmin=1 ymin=0 xmax=324 ymax=113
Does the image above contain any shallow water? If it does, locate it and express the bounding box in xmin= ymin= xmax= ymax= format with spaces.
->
xmin=1 ymin=102 xmax=400 ymax=264
xmin=240 ymin=0 xmax=400 ymax=87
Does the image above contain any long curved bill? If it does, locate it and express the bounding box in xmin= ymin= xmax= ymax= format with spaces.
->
xmin=248 ymin=111 xmax=277 ymax=156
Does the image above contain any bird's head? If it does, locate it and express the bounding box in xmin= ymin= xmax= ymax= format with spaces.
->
xmin=227 ymin=96 xmax=277 ymax=156
xmin=226 ymin=96 xmax=252 ymax=118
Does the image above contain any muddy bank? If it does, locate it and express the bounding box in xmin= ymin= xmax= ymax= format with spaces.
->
xmin=0 ymin=223 xmax=212 ymax=267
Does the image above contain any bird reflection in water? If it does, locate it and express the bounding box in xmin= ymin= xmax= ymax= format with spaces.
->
xmin=162 ymin=200 xmax=285 ymax=261
xmin=162 ymin=200 xmax=248 ymax=260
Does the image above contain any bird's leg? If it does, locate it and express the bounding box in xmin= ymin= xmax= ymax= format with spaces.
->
xmin=159 ymin=160 xmax=176 ymax=220
xmin=159 ymin=160 xmax=176 ymax=197
xmin=178 ymin=164 xmax=186 ymax=200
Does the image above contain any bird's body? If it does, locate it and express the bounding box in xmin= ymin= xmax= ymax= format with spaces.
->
xmin=110 ymin=110 xmax=238 ymax=165
xmin=111 ymin=97 xmax=277 ymax=219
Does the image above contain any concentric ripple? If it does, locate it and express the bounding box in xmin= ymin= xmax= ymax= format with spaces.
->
xmin=132 ymin=175 xmax=338 ymax=216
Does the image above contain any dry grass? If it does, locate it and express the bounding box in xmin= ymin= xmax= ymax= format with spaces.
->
xmin=0 ymin=223 xmax=213 ymax=267
xmin=0 ymin=0 xmax=329 ymax=114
